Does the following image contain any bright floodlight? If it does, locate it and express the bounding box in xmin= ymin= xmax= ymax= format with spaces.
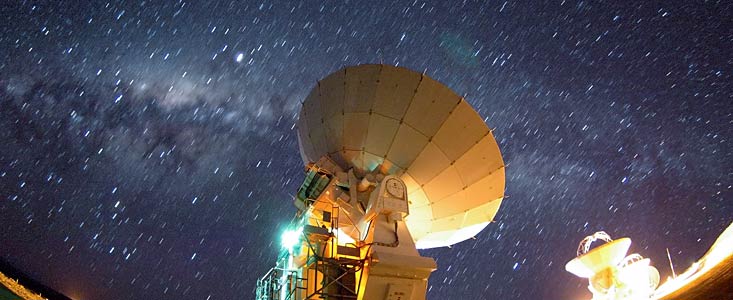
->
xmin=281 ymin=228 xmax=302 ymax=249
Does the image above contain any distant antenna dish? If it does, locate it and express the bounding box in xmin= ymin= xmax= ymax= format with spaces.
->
xmin=566 ymin=237 xmax=631 ymax=278
xmin=297 ymin=64 xmax=505 ymax=249
xmin=565 ymin=233 xmax=661 ymax=299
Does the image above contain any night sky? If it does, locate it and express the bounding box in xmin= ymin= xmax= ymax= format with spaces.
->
xmin=1 ymin=1 xmax=731 ymax=299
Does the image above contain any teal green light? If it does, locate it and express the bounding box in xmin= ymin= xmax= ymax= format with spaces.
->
xmin=281 ymin=228 xmax=302 ymax=249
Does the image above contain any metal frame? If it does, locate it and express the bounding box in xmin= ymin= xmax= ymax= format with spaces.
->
xmin=257 ymin=204 xmax=367 ymax=300
xmin=301 ymin=235 xmax=365 ymax=299
xmin=256 ymin=267 xmax=306 ymax=300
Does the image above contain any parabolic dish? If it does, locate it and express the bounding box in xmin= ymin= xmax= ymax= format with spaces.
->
xmin=297 ymin=64 xmax=505 ymax=249
xmin=565 ymin=238 xmax=632 ymax=278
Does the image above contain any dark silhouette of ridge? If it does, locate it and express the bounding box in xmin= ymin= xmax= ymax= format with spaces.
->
xmin=0 ymin=258 xmax=72 ymax=300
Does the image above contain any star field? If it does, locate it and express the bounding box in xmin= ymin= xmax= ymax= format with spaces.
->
xmin=1 ymin=1 xmax=731 ymax=299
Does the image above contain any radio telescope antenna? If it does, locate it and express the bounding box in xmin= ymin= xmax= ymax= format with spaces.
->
xmin=297 ymin=64 xmax=505 ymax=249
xmin=257 ymin=64 xmax=506 ymax=300
xmin=566 ymin=232 xmax=660 ymax=300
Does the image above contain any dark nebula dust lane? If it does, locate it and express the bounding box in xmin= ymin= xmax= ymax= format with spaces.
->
xmin=1 ymin=1 xmax=731 ymax=299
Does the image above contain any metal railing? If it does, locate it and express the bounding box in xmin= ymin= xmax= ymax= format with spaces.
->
xmin=256 ymin=267 xmax=306 ymax=300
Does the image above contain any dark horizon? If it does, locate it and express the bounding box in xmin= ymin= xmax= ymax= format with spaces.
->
xmin=0 ymin=258 xmax=72 ymax=300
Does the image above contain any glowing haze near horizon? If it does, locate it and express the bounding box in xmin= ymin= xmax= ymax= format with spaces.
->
xmin=1 ymin=1 xmax=731 ymax=299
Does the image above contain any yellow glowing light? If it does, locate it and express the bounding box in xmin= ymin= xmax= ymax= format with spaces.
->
xmin=336 ymin=228 xmax=356 ymax=245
